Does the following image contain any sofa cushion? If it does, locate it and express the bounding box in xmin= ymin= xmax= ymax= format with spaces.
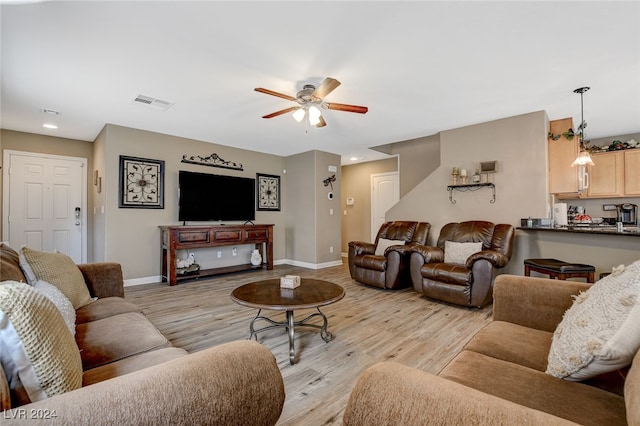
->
xmin=547 ymin=260 xmax=640 ymax=381
xmin=0 ymin=243 xmax=27 ymax=283
xmin=444 ymin=241 xmax=482 ymax=265
xmin=374 ymin=238 xmax=405 ymax=256
xmin=82 ymin=347 xmax=187 ymax=386
xmin=463 ymin=321 xmax=552 ymax=372
xmin=75 ymin=296 xmax=143 ymax=324
xmin=20 ymin=247 xmax=93 ymax=309
xmin=33 ymin=279 xmax=75 ymax=335
xmin=76 ymin=311 xmax=171 ymax=370
xmin=0 ymin=282 xmax=82 ymax=403
xmin=440 ymin=350 xmax=626 ymax=426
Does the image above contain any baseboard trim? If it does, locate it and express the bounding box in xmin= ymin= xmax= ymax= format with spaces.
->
xmin=124 ymin=275 xmax=162 ymax=287
xmin=124 ymin=259 xmax=343 ymax=285
xmin=279 ymin=259 xmax=343 ymax=269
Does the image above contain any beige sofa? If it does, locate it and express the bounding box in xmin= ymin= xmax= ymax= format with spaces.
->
xmin=344 ymin=274 xmax=638 ymax=425
xmin=0 ymin=244 xmax=285 ymax=425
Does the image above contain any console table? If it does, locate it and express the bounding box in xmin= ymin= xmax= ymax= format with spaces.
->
xmin=160 ymin=224 xmax=274 ymax=286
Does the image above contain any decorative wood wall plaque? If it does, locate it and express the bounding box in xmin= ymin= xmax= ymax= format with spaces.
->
xmin=181 ymin=153 xmax=243 ymax=171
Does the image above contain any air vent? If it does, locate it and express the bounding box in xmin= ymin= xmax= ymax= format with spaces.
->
xmin=131 ymin=94 xmax=174 ymax=111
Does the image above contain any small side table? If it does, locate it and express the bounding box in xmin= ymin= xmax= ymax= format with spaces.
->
xmin=524 ymin=258 xmax=595 ymax=283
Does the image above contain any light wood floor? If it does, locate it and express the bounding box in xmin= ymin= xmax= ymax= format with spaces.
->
xmin=125 ymin=263 xmax=493 ymax=425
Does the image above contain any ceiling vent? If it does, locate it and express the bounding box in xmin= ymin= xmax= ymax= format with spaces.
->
xmin=131 ymin=94 xmax=174 ymax=111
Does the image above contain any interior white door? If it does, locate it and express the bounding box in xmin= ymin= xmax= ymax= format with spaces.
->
xmin=3 ymin=151 xmax=87 ymax=263
xmin=371 ymin=172 xmax=400 ymax=242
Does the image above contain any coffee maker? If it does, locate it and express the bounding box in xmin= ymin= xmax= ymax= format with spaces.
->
xmin=617 ymin=203 xmax=638 ymax=225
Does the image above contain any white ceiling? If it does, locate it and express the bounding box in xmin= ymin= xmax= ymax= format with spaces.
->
xmin=2 ymin=1 xmax=639 ymax=165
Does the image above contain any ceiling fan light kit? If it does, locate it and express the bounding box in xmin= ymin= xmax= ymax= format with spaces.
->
xmin=255 ymin=77 xmax=368 ymax=128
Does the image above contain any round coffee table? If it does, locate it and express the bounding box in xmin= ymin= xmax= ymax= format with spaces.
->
xmin=231 ymin=278 xmax=345 ymax=364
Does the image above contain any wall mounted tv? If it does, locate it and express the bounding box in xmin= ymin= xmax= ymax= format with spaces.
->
xmin=178 ymin=170 xmax=255 ymax=222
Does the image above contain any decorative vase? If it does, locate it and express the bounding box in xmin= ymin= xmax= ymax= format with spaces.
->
xmin=250 ymin=249 xmax=262 ymax=266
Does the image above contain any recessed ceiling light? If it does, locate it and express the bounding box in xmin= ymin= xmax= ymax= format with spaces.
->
xmin=350 ymin=157 xmax=359 ymax=161
xmin=43 ymin=123 xmax=58 ymax=129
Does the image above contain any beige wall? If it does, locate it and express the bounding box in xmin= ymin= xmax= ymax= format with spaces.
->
xmin=313 ymin=150 xmax=342 ymax=265
xmin=341 ymin=157 xmax=398 ymax=253
xmin=284 ymin=150 xmax=342 ymax=266
xmin=99 ymin=124 xmax=287 ymax=281
xmin=372 ymin=134 xmax=441 ymax=197
xmin=284 ymin=151 xmax=316 ymax=263
xmin=0 ymin=129 xmax=95 ymax=256
xmin=387 ymin=111 xmax=551 ymax=275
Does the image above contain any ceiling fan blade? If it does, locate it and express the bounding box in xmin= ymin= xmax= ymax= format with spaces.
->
xmin=325 ymin=102 xmax=368 ymax=114
xmin=315 ymin=115 xmax=327 ymax=128
xmin=312 ymin=78 xmax=341 ymax=100
xmin=254 ymin=87 xmax=296 ymax=102
xmin=262 ymin=106 xmax=298 ymax=119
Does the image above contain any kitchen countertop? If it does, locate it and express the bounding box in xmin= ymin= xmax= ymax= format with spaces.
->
xmin=517 ymin=225 xmax=640 ymax=237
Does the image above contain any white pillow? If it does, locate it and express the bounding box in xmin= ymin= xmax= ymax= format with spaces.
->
xmin=33 ymin=280 xmax=76 ymax=336
xmin=444 ymin=241 xmax=482 ymax=265
xmin=0 ymin=281 xmax=82 ymax=402
xmin=374 ymin=239 xmax=406 ymax=256
xmin=546 ymin=260 xmax=640 ymax=381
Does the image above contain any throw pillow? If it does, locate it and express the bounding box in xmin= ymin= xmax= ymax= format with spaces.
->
xmin=375 ymin=238 xmax=406 ymax=256
xmin=20 ymin=247 xmax=93 ymax=309
xmin=33 ymin=280 xmax=76 ymax=336
xmin=444 ymin=241 xmax=483 ymax=265
xmin=546 ymin=260 xmax=640 ymax=381
xmin=0 ymin=281 xmax=82 ymax=402
xmin=18 ymin=247 xmax=37 ymax=285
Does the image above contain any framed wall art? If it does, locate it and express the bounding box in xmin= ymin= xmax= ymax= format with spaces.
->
xmin=256 ymin=173 xmax=280 ymax=211
xmin=119 ymin=155 xmax=165 ymax=209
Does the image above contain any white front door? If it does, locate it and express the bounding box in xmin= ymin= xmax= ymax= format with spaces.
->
xmin=3 ymin=151 xmax=87 ymax=263
xmin=371 ymin=172 xmax=400 ymax=242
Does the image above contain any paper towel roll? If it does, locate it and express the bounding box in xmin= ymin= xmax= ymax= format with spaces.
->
xmin=553 ymin=203 xmax=568 ymax=226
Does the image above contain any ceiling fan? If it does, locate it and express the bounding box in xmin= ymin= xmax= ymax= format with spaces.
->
xmin=254 ymin=77 xmax=368 ymax=128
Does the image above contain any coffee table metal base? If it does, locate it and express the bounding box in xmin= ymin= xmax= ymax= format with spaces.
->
xmin=248 ymin=308 xmax=333 ymax=365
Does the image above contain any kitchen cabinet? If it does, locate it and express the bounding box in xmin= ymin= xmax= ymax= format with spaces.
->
xmin=584 ymin=149 xmax=640 ymax=198
xmin=624 ymin=149 xmax=640 ymax=195
xmin=586 ymin=151 xmax=624 ymax=198
xmin=549 ymin=118 xmax=582 ymax=195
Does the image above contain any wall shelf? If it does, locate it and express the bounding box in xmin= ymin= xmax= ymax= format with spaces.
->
xmin=447 ymin=182 xmax=495 ymax=204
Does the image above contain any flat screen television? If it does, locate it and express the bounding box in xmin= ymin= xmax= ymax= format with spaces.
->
xmin=178 ymin=170 xmax=255 ymax=222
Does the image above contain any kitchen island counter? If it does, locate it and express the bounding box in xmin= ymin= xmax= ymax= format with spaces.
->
xmin=518 ymin=226 xmax=640 ymax=237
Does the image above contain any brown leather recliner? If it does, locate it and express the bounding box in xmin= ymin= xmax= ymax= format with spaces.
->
xmin=348 ymin=221 xmax=431 ymax=290
xmin=409 ymin=221 xmax=514 ymax=307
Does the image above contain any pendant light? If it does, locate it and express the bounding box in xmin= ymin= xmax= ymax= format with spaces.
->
xmin=571 ymin=87 xmax=595 ymax=167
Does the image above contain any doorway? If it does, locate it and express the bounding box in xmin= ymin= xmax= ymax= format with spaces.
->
xmin=370 ymin=172 xmax=400 ymax=241
xmin=2 ymin=150 xmax=87 ymax=263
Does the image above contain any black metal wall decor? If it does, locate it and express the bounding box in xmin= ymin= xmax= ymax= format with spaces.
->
xmin=323 ymin=174 xmax=336 ymax=190
xmin=181 ymin=153 xmax=243 ymax=171
xmin=257 ymin=173 xmax=281 ymax=211
xmin=119 ymin=155 xmax=165 ymax=209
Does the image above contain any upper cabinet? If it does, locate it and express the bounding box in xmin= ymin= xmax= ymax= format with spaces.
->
xmin=586 ymin=151 xmax=624 ymax=197
xmin=584 ymin=149 xmax=640 ymax=198
xmin=624 ymin=149 xmax=640 ymax=196
xmin=549 ymin=118 xmax=583 ymax=196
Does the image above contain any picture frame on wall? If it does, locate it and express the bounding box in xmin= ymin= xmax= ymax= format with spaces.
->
xmin=118 ymin=155 xmax=165 ymax=209
xmin=256 ymin=173 xmax=280 ymax=211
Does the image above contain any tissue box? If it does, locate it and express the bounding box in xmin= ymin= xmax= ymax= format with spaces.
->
xmin=280 ymin=275 xmax=301 ymax=289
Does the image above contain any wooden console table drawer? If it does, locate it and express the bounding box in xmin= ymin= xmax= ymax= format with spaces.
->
xmin=245 ymin=228 xmax=268 ymax=241
xmin=213 ymin=229 xmax=242 ymax=242
xmin=177 ymin=230 xmax=210 ymax=244
xmin=160 ymin=224 xmax=274 ymax=286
